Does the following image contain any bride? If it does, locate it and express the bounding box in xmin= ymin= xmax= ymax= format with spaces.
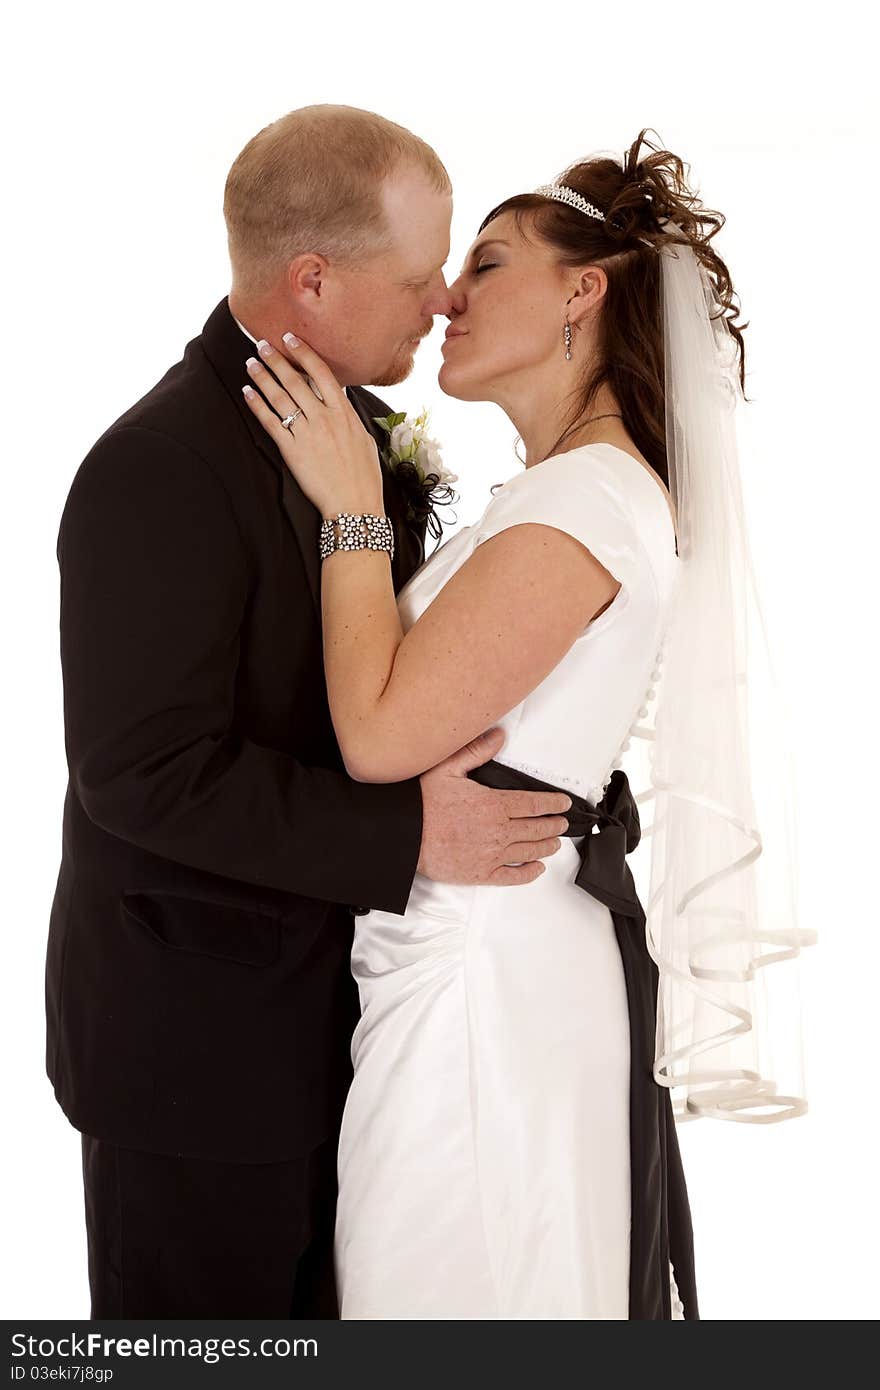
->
xmin=242 ymin=133 xmax=804 ymax=1319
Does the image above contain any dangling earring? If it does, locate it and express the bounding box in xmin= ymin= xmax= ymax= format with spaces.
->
xmin=563 ymin=316 xmax=573 ymax=361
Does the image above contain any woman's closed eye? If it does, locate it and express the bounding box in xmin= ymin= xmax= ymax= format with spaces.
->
xmin=474 ymin=263 xmax=497 ymax=275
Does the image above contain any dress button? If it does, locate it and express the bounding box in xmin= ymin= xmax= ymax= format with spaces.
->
xmin=349 ymin=904 xmax=370 ymax=916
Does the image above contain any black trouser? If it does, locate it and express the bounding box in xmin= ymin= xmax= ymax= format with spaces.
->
xmin=80 ymin=1130 xmax=340 ymax=1318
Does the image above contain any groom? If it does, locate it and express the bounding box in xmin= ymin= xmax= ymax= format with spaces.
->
xmin=46 ymin=104 xmax=572 ymax=1318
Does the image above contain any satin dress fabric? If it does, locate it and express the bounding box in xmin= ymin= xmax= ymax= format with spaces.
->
xmin=465 ymin=758 xmax=697 ymax=1320
xmin=333 ymin=445 xmax=696 ymax=1319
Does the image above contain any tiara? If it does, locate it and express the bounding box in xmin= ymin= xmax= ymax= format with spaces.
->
xmin=533 ymin=183 xmax=606 ymax=222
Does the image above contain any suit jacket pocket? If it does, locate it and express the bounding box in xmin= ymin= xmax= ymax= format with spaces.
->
xmin=120 ymin=888 xmax=281 ymax=968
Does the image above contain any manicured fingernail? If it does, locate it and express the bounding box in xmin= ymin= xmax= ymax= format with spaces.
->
xmin=257 ymin=339 xmax=273 ymax=357
xmin=242 ymin=385 xmax=255 ymax=398
xmin=246 ymin=356 xmax=262 ymax=371
xmin=283 ymin=332 xmax=300 ymax=348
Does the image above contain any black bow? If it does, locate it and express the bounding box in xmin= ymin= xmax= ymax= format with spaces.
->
xmin=465 ymin=762 xmax=643 ymax=920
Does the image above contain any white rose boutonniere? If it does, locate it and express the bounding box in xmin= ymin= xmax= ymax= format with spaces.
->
xmin=373 ymin=407 xmax=459 ymax=543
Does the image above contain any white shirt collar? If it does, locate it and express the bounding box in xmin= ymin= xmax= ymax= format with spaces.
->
xmin=230 ymin=308 xmax=259 ymax=347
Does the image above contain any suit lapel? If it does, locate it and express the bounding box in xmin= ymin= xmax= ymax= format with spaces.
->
xmin=345 ymin=385 xmax=427 ymax=583
xmin=201 ymin=297 xmax=323 ymax=618
xmin=199 ymin=297 xmax=427 ymax=623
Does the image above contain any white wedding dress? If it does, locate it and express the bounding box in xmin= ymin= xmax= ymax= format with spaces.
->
xmin=334 ymin=443 xmax=682 ymax=1319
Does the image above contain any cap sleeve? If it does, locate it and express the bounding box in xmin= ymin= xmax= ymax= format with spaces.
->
xmin=473 ymin=452 xmax=641 ymax=591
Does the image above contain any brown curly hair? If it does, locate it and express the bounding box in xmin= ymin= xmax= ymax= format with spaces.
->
xmin=478 ymin=128 xmax=749 ymax=489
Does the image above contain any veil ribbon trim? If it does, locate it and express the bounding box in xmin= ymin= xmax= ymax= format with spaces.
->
xmin=632 ymin=224 xmax=816 ymax=1122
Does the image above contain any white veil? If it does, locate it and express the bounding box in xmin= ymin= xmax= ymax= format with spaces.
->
xmin=631 ymin=223 xmax=817 ymax=1121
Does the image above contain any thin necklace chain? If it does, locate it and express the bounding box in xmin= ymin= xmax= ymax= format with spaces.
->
xmin=514 ymin=414 xmax=624 ymax=465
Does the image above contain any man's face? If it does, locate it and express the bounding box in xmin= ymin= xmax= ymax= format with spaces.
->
xmin=295 ymin=164 xmax=453 ymax=388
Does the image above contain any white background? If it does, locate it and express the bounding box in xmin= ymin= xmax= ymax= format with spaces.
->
xmin=2 ymin=0 xmax=876 ymax=1321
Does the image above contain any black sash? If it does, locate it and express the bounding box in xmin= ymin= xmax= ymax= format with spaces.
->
xmin=467 ymin=758 xmax=699 ymax=1320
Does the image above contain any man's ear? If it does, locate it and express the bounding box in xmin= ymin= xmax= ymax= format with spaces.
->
xmin=287 ymin=252 xmax=329 ymax=301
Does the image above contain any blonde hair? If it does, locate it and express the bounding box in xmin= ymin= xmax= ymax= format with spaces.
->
xmin=223 ymin=104 xmax=451 ymax=301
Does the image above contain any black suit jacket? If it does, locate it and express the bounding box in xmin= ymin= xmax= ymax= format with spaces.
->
xmin=45 ymin=297 xmax=428 ymax=1163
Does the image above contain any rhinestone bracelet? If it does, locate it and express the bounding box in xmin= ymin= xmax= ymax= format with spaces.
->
xmin=319 ymin=512 xmax=395 ymax=562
